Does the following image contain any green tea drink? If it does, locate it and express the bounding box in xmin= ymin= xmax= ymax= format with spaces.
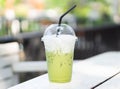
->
xmin=42 ymin=34 xmax=77 ymax=83
xmin=42 ymin=5 xmax=77 ymax=83
xmin=46 ymin=51 xmax=73 ymax=82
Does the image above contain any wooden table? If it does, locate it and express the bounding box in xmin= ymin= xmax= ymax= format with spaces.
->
xmin=8 ymin=51 xmax=120 ymax=89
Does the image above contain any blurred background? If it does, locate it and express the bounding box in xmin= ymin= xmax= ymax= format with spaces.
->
xmin=0 ymin=0 xmax=119 ymax=35
xmin=0 ymin=0 xmax=120 ymax=87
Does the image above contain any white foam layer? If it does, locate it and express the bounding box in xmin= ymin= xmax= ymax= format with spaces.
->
xmin=42 ymin=35 xmax=77 ymax=53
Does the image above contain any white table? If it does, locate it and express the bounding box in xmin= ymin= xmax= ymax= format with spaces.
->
xmin=8 ymin=51 xmax=120 ymax=89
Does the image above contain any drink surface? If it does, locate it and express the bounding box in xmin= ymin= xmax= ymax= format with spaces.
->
xmin=42 ymin=35 xmax=77 ymax=53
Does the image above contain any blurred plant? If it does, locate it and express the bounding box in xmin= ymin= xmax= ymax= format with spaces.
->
xmin=14 ymin=0 xmax=21 ymax=4
xmin=45 ymin=0 xmax=69 ymax=9
xmin=0 ymin=0 xmax=5 ymax=8
xmin=45 ymin=0 xmax=114 ymax=26
xmin=70 ymin=0 xmax=113 ymax=26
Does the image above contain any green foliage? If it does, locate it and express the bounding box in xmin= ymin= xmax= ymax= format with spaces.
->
xmin=14 ymin=0 xmax=21 ymax=5
xmin=45 ymin=0 xmax=69 ymax=9
xmin=0 ymin=0 xmax=21 ymax=8
xmin=88 ymin=0 xmax=110 ymax=5
xmin=0 ymin=0 xmax=5 ymax=8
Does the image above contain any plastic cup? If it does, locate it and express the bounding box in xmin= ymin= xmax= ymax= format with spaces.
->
xmin=42 ymin=24 xmax=77 ymax=83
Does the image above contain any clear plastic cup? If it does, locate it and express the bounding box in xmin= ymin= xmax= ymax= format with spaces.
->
xmin=42 ymin=24 xmax=77 ymax=83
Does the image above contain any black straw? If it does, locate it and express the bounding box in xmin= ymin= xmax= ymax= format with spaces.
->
xmin=91 ymin=71 xmax=120 ymax=89
xmin=58 ymin=5 xmax=76 ymax=26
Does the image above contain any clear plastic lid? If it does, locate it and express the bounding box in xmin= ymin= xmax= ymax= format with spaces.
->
xmin=43 ymin=24 xmax=76 ymax=36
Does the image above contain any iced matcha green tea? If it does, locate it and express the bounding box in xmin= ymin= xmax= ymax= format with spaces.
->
xmin=46 ymin=51 xmax=73 ymax=82
xmin=42 ymin=24 xmax=77 ymax=83
xmin=42 ymin=5 xmax=77 ymax=82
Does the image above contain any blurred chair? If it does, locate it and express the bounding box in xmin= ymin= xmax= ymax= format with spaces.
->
xmin=0 ymin=42 xmax=20 ymax=89
xmin=0 ymin=42 xmax=47 ymax=89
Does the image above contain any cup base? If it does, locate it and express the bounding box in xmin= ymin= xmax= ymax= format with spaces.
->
xmin=49 ymin=79 xmax=71 ymax=83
